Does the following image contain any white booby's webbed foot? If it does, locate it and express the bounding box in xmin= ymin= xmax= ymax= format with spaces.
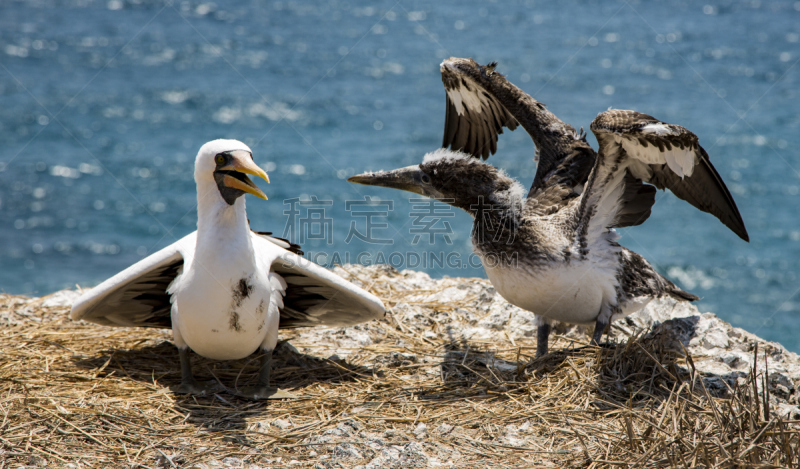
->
xmin=232 ymin=349 xmax=297 ymax=400
xmin=535 ymin=323 xmax=551 ymax=358
xmin=171 ymin=347 xmax=223 ymax=396
xmin=591 ymin=318 xmax=608 ymax=346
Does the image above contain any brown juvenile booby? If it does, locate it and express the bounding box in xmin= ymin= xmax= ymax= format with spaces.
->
xmin=71 ymin=139 xmax=385 ymax=399
xmin=349 ymin=58 xmax=748 ymax=357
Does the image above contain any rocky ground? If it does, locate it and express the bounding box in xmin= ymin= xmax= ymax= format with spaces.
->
xmin=1 ymin=264 xmax=798 ymax=468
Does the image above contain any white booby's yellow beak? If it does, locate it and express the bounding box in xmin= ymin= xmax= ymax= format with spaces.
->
xmin=217 ymin=150 xmax=270 ymax=200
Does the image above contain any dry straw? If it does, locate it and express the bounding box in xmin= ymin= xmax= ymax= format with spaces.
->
xmin=1 ymin=267 xmax=797 ymax=468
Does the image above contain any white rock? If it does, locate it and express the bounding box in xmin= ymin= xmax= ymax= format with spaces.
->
xmin=775 ymin=403 xmax=800 ymax=420
xmin=271 ymin=419 xmax=292 ymax=430
xmin=221 ymin=457 xmax=242 ymax=467
xmin=413 ymin=422 xmax=428 ymax=439
xmin=333 ymin=443 xmax=363 ymax=460
xmin=720 ymin=351 xmax=751 ymax=369
xmin=702 ymin=328 xmax=730 ymax=349
xmin=435 ymin=423 xmax=454 ymax=435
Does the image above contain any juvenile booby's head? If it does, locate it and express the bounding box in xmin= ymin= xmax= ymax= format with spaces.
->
xmin=195 ymin=139 xmax=270 ymax=205
xmin=348 ymin=148 xmax=525 ymax=214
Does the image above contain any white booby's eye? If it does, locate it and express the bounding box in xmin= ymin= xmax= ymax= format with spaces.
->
xmin=421 ymin=173 xmax=431 ymax=184
xmin=215 ymin=154 xmax=226 ymax=165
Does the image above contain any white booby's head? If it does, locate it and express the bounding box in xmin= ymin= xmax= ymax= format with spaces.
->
xmin=195 ymin=139 xmax=270 ymax=205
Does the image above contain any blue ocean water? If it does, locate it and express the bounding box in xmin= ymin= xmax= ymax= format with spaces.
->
xmin=1 ymin=0 xmax=798 ymax=350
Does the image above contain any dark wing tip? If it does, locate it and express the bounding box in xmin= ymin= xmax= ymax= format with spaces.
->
xmin=252 ymin=230 xmax=305 ymax=254
xmin=696 ymin=147 xmax=749 ymax=242
xmin=592 ymin=110 xmax=749 ymax=242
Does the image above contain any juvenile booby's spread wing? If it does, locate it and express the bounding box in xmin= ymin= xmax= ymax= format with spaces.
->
xmin=441 ymin=60 xmax=518 ymax=159
xmin=577 ymin=110 xmax=749 ymax=248
xmin=439 ymin=58 xmax=596 ymax=215
xmin=71 ymin=232 xmax=384 ymax=329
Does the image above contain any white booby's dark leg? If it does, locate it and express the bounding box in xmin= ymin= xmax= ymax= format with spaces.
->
xmin=171 ymin=347 xmax=221 ymax=395
xmin=170 ymin=325 xmax=220 ymax=396
xmin=591 ymin=318 xmax=608 ymax=346
xmin=231 ymin=300 xmax=295 ymax=400
xmin=535 ymin=323 xmax=551 ymax=358
xmin=255 ymin=348 xmax=275 ymax=391
xmin=179 ymin=347 xmax=196 ymax=387
xmin=233 ymin=348 xmax=296 ymax=400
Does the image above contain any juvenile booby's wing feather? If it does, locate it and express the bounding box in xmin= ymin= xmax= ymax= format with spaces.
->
xmin=646 ymin=146 xmax=748 ymax=241
xmin=439 ymin=58 xmax=595 ymax=215
xmin=70 ymin=233 xmax=194 ymax=328
xmin=576 ymin=110 xmax=748 ymax=249
xmin=441 ymin=66 xmax=518 ymax=160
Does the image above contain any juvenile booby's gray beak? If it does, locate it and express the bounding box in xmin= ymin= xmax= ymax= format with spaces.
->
xmin=218 ymin=150 xmax=270 ymax=200
xmin=347 ymin=165 xmax=426 ymax=196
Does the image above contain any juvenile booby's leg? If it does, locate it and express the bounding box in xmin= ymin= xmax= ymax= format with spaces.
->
xmin=535 ymin=323 xmax=551 ymax=358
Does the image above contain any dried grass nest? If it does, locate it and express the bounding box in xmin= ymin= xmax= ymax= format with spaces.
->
xmin=1 ymin=265 xmax=798 ymax=468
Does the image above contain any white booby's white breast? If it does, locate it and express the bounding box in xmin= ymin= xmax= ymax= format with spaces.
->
xmin=169 ymin=237 xmax=280 ymax=361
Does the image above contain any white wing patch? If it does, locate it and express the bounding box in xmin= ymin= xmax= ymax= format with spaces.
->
xmin=616 ymin=134 xmax=697 ymax=179
xmin=446 ymin=76 xmax=486 ymax=116
xmin=640 ymin=123 xmax=677 ymax=136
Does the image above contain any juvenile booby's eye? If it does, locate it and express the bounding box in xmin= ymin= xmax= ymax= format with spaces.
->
xmin=215 ymin=154 xmax=226 ymax=165
xmin=421 ymin=173 xmax=431 ymax=184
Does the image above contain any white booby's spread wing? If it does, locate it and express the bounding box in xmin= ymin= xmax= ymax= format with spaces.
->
xmin=72 ymin=230 xmax=385 ymax=330
xmin=250 ymin=234 xmax=385 ymax=328
xmin=574 ymin=110 xmax=748 ymax=249
xmin=441 ymin=61 xmax=518 ymax=160
xmin=70 ymin=233 xmax=195 ymax=328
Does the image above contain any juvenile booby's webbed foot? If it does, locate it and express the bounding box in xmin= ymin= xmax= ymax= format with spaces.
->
xmin=170 ymin=347 xmax=223 ymax=396
xmin=591 ymin=319 xmax=608 ymax=346
xmin=232 ymin=349 xmax=297 ymax=400
xmin=535 ymin=323 xmax=551 ymax=358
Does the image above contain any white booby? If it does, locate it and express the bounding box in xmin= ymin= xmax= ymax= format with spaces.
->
xmin=71 ymin=139 xmax=385 ymax=399
xmin=349 ymin=58 xmax=747 ymax=358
